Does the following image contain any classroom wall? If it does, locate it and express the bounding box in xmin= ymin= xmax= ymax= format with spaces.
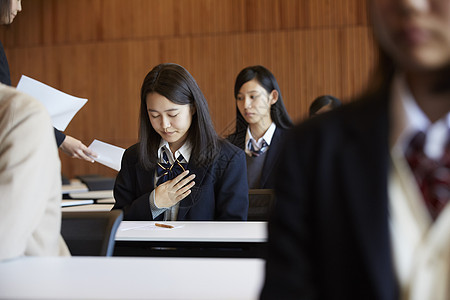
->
xmin=0 ymin=0 xmax=377 ymax=178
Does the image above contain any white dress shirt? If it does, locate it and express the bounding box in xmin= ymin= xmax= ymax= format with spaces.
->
xmin=149 ymin=140 xmax=192 ymax=221
xmin=245 ymin=122 xmax=276 ymax=156
xmin=388 ymin=74 xmax=450 ymax=300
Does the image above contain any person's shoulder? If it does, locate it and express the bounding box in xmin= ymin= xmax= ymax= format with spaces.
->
xmin=274 ymin=126 xmax=288 ymax=137
xmin=225 ymin=130 xmax=245 ymax=149
xmin=0 ymin=84 xmax=48 ymax=123
xmin=124 ymin=143 xmax=139 ymax=154
xmin=122 ymin=143 xmax=140 ymax=162
xmin=218 ymin=138 xmax=245 ymax=157
xmin=208 ymin=139 xmax=245 ymax=170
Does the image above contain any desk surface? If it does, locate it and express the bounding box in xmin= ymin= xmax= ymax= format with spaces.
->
xmin=61 ymin=181 xmax=88 ymax=194
xmin=69 ymin=189 xmax=114 ymax=199
xmin=116 ymin=221 xmax=268 ymax=242
xmin=61 ymin=204 xmax=114 ymax=212
xmin=0 ymin=256 xmax=265 ymax=300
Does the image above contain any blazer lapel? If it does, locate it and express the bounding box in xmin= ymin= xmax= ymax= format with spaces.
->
xmin=176 ymin=161 xmax=208 ymax=220
xmin=260 ymin=128 xmax=284 ymax=187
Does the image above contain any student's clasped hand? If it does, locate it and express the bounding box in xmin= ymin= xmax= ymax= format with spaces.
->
xmin=155 ymin=170 xmax=196 ymax=208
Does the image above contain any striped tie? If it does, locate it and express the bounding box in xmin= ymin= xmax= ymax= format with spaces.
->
xmin=156 ymin=151 xmax=187 ymax=186
xmin=405 ymin=130 xmax=450 ymax=220
xmin=248 ymin=140 xmax=268 ymax=157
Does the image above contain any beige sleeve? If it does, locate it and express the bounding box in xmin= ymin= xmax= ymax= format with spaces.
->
xmin=0 ymin=85 xmax=70 ymax=260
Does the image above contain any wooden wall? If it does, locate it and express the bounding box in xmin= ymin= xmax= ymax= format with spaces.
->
xmin=0 ymin=0 xmax=377 ymax=178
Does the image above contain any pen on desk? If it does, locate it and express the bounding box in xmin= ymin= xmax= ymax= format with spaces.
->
xmin=155 ymin=223 xmax=174 ymax=229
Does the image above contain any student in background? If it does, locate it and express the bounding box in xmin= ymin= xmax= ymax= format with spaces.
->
xmin=309 ymin=94 xmax=342 ymax=117
xmin=0 ymin=84 xmax=70 ymax=260
xmin=0 ymin=0 xmax=96 ymax=163
xmin=261 ymin=0 xmax=450 ymax=299
xmin=113 ymin=63 xmax=248 ymax=221
xmin=227 ymin=65 xmax=293 ymax=189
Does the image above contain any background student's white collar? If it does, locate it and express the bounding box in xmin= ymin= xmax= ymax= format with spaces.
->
xmin=245 ymin=122 xmax=276 ymax=152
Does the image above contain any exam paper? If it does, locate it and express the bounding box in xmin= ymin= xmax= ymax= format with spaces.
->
xmin=16 ymin=75 xmax=88 ymax=131
xmin=88 ymin=139 xmax=125 ymax=171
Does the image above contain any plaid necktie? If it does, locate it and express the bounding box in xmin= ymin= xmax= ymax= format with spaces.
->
xmin=248 ymin=140 xmax=268 ymax=157
xmin=156 ymin=151 xmax=187 ymax=186
xmin=405 ymin=130 xmax=450 ymax=220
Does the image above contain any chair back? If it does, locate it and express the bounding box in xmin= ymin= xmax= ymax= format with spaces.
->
xmin=247 ymin=189 xmax=275 ymax=221
xmin=61 ymin=210 xmax=123 ymax=256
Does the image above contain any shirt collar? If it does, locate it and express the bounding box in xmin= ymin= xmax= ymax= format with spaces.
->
xmin=390 ymin=73 xmax=450 ymax=158
xmin=245 ymin=122 xmax=277 ymax=150
xmin=158 ymin=139 xmax=192 ymax=164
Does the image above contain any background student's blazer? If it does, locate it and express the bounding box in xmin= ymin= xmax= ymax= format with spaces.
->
xmin=227 ymin=127 xmax=287 ymax=189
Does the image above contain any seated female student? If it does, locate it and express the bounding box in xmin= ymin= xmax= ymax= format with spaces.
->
xmin=227 ymin=65 xmax=293 ymax=189
xmin=113 ymin=63 xmax=248 ymax=221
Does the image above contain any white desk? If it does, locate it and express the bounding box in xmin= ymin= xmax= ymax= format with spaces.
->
xmin=116 ymin=221 xmax=267 ymax=242
xmin=114 ymin=221 xmax=268 ymax=258
xmin=0 ymin=256 xmax=265 ymax=300
xmin=68 ymin=189 xmax=114 ymax=199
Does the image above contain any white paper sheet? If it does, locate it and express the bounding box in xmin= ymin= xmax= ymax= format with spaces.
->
xmin=16 ymin=75 xmax=88 ymax=131
xmin=88 ymin=139 xmax=125 ymax=171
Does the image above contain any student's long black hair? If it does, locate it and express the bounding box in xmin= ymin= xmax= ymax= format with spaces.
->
xmin=0 ymin=0 xmax=11 ymax=23
xmin=309 ymin=95 xmax=342 ymax=117
xmin=139 ymin=63 xmax=219 ymax=170
xmin=231 ymin=65 xmax=293 ymax=138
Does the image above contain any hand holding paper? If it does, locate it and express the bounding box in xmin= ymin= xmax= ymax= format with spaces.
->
xmin=60 ymin=136 xmax=97 ymax=163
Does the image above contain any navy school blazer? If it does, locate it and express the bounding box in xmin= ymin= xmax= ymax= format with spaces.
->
xmin=113 ymin=139 xmax=249 ymax=221
xmin=261 ymin=85 xmax=399 ymax=300
xmin=227 ymin=127 xmax=287 ymax=189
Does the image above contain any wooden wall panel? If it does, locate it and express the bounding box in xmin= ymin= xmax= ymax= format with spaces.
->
xmin=190 ymin=35 xmax=245 ymax=136
xmin=341 ymin=27 xmax=377 ymax=100
xmin=0 ymin=0 xmax=376 ymax=178
xmin=101 ymin=0 xmax=176 ymax=40
xmin=279 ymin=0 xmax=311 ymax=29
xmin=309 ymin=0 xmax=368 ymax=28
xmin=176 ymin=0 xmax=245 ymax=35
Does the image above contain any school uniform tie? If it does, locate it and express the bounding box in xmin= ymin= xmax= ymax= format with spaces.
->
xmin=156 ymin=151 xmax=188 ymax=186
xmin=405 ymin=130 xmax=450 ymax=220
xmin=248 ymin=140 xmax=268 ymax=157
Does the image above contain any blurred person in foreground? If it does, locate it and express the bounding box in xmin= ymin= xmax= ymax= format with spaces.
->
xmin=0 ymin=83 xmax=70 ymax=261
xmin=261 ymin=0 xmax=450 ymax=299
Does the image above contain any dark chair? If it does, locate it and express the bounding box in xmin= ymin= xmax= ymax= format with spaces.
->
xmin=61 ymin=210 xmax=123 ymax=256
xmin=247 ymin=189 xmax=275 ymax=221
xmin=76 ymin=174 xmax=116 ymax=191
